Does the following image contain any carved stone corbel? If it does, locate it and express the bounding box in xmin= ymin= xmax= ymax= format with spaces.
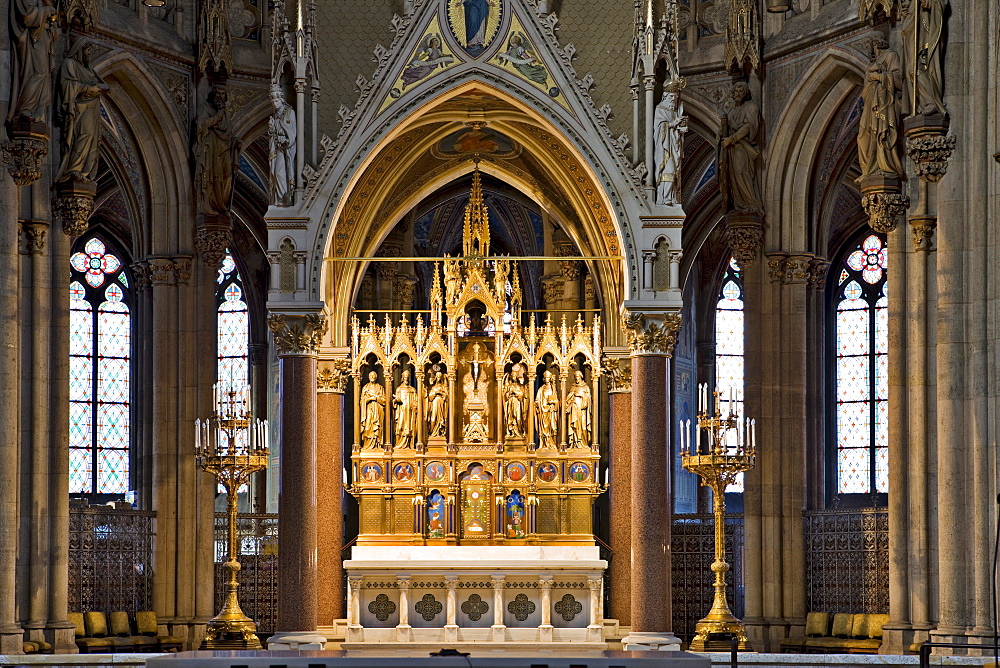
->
xmin=904 ymin=116 xmax=955 ymax=183
xmin=268 ymin=313 xmax=328 ymax=356
xmin=195 ymin=224 xmax=232 ymax=268
xmin=1 ymin=120 xmax=49 ymax=186
xmin=724 ymin=212 xmax=764 ymax=268
xmin=859 ymin=176 xmax=909 ymax=233
xmin=621 ymin=310 xmax=682 ymax=357
xmin=53 ymin=180 xmax=97 ymax=237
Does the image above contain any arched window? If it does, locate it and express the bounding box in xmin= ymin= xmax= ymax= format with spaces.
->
xmin=217 ymin=253 xmax=249 ymax=399
xmin=69 ymin=236 xmax=132 ymax=496
xmin=715 ymin=257 xmax=744 ymax=492
xmin=831 ymin=233 xmax=888 ymax=495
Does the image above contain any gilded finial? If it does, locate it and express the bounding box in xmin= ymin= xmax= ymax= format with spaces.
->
xmin=462 ymin=162 xmax=490 ymax=259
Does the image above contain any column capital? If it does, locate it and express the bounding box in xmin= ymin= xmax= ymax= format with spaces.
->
xmin=317 ymin=358 xmax=351 ymax=393
xmin=620 ymin=308 xmax=682 ymax=357
xmin=268 ymin=312 xmax=327 ymax=356
xmin=17 ymin=220 xmax=47 ymax=255
xmin=601 ymin=355 xmax=632 ymax=393
xmin=444 ymin=575 xmax=459 ymax=590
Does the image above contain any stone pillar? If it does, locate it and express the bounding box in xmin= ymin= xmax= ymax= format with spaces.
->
xmin=538 ymin=576 xmax=553 ymax=642
xmin=602 ymin=355 xmax=632 ymax=627
xmin=0 ymin=168 xmax=22 ymax=655
xmin=317 ymin=359 xmax=349 ymax=627
xmin=267 ymin=312 xmax=328 ymax=650
xmin=491 ymin=574 xmax=505 ymax=642
xmin=396 ymin=576 xmax=412 ymax=642
xmin=587 ymin=577 xmax=603 ymax=642
xmin=620 ymin=310 xmax=682 ymax=651
xmin=346 ymin=575 xmax=362 ymax=642
xmin=444 ymin=576 xmax=459 ymax=642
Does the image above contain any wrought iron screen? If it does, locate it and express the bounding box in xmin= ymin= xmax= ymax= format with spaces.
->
xmin=804 ymin=508 xmax=889 ymax=613
xmin=671 ymin=513 xmax=745 ymax=641
xmin=214 ymin=513 xmax=278 ymax=633
xmin=69 ymin=505 xmax=155 ymax=613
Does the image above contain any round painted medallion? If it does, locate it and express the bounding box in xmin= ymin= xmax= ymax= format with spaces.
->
xmin=568 ymin=461 xmax=590 ymax=483
xmin=360 ymin=462 xmax=383 ymax=483
xmin=506 ymin=461 xmax=527 ymax=482
xmin=425 ymin=461 xmax=447 ymax=482
xmin=537 ymin=461 xmax=559 ymax=483
xmin=394 ymin=462 xmax=415 ymax=482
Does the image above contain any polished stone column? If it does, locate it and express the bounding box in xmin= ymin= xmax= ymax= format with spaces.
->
xmin=317 ymin=359 xmax=349 ymax=627
xmin=621 ymin=311 xmax=682 ymax=651
xmin=603 ymin=355 xmax=632 ymax=627
xmin=268 ymin=313 xmax=327 ymax=650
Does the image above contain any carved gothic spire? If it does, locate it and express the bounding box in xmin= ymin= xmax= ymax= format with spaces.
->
xmin=462 ymin=162 xmax=490 ymax=259
xmin=198 ymin=0 xmax=232 ymax=79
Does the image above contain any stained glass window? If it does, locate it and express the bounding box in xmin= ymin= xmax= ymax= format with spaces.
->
xmin=70 ymin=237 xmax=131 ymax=496
xmin=217 ymin=253 xmax=251 ymax=495
xmin=833 ymin=233 xmax=888 ymax=494
xmin=715 ymin=257 xmax=744 ymax=492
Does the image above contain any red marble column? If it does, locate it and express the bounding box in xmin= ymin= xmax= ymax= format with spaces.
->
xmin=316 ymin=381 xmax=345 ymax=624
xmin=607 ymin=365 xmax=632 ymax=627
xmin=276 ymin=352 xmax=319 ymax=635
xmin=630 ymin=354 xmax=671 ymax=633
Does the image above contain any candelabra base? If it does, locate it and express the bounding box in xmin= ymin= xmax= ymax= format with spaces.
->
xmin=687 ymin=619 xmax=752 ymax=652
xmin=200 ymin=619 xmax=262 ymax=650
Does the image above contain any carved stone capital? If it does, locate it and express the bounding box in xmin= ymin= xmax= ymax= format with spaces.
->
xmin=268 ymin=312 xmax=328 ymax=356
xmin=600 ymin=356 xmax=632 ymax=393
xmin=1 ymin=120 xmax=49 ymax=186
xmin=172 ymin=256 xmax=192 ymax=285
xmin=130 ymin=261 xmax=151 ymax=290
xmin=807 ymin=257 xmax=831 ymax=289
xmin=910 ymin=216 xmax=937 ymax=252
xmin=621 ymin=310 xmax=682 ymax=357
xmin=859 ymin=175 xmax=908 ymax=233
xmin=905 ymin=131 xmax=956 ymax=183
xmin=541 ymin=276 xmax=564 ymax=306
xmin=724 ymin=213 xmax=764 ymax=268
xmin=248 ymin=342 xmax=269 ymax=366
xmin=318 ymin=358 xmax=351 ymax=393
xmin=147 ymin=257 xmax=175 ymax=286
xmin=765 ymin=253 xmax=823 ymax=286
xmin=54 ymin=180 xmax=97 ymax=237
xmin=17 ymin=221 xmax=47 ymax=255
xmin=195 ymin=225 xmax=232 ymax=269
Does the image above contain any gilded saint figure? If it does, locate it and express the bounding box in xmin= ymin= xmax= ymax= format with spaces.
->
xmin=566 ymin=369 xmax=591 ymax=449
xmin=534 ymin=369 xmax=559 ymax=449
xmin=393 ymin=368 xmax=419 ymax=449
xmin=900 ymin=0 xmax=947 ymax=118
xmin=426 ymin=369 xmax=449 ymax=438
xmin=7 ymin=0 xmax=58 ymax=123
xmin=858 ymin=35 xmax=905 ymax=180
xmin=717 ymin=82 xmax=764 ymax=215
xmin=55 ymin=39 xmax=111 ymax=184
xmin=503 ymin=363 xmax=528 ymax=438
xmin=360 ymin=371 xmax=386 ymax=449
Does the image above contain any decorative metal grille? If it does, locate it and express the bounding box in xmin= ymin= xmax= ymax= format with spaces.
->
xmin=69 ymin=505 xmax=154 ymax=613
xmin=214 ymin=512 xmax=278 ymax=632
xmin=804 ymin=508 xmax=889 ymax=613
xmin=671 ymin=513 xmax=745 ymax=642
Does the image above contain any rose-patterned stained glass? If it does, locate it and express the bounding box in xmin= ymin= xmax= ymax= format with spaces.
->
xmin=217 ymin=253 xmax=250 ymax=495
xmin=715 ymin=257 xmax=744 ymax=492
xmin=69 ymin=237 xmax=132 ymax=496
xmin=834 ymin=234 xmax=888 ymax=494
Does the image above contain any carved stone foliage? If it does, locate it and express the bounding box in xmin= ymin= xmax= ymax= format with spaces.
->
xmin=54 ymin=180 xmax=97 ymax=237
xmin=622 ymin=311 xmax=682 ymax=357
xmin=767 ymin=253 xmax=829 ymax=287
xmin=268 ymin=313 xmax=328 ymax=356
xmin=17 ymin=221 xmax=46 ymax=255
xmin=195 ymin=225 xmax=232 ymax=268
xmin=317 ymin=358 xmax=351 ymax=393
xmin=910 ymin=216 xmax=936 ymax=252
xmin=600 ymin=356 xmax=631 ymax=393
xmin=1 ymin=121 xmax=49 ymax=186
xmin=861 ymin=189 xmax=909 ymax=234
xmin=724 ymin=213 xmax=763 ymax=268
xmin=905 ymin=132 xmax=956 ymax=183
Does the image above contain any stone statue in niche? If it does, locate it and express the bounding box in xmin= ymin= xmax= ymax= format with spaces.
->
xmin=268 ymin=85 xmax=296 ymax=206
xmin=653 ymin=90 xmax=687 ymax=206
xmin=534 ymin=369 xmax=559 ymax=449
xmin=392 ymin=368 xmax=419 ymax=449
xmin=565 ymin=369 xmax=591 ymax=449
xmin=7 ymin=0 xmax=58 ymax=123
xmin=717 ymin=82 xmax=764 ymax=216
xmin=503 ymin=363 xmax=528 ymax=438
xmin=425 ymin=367 xmax=449 ymax=438
xmin=900 ymin=0 xmax=947 ymax=118
xmin=55 ymin=39 xmax=110 ymax=184
xmin=194 ymin=85 xmax=241 ymax=217
xmin=360 ymin=371 xmax=386 ymax=449
xmin=858 ymin=35 xmax=905 ymax=180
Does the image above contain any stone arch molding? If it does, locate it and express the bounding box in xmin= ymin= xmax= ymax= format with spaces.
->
xmin=267 ymin=0 xmax=680 ymax=346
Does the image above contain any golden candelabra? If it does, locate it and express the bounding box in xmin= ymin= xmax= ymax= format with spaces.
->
xmin=680 ymin=383 xmax=756 ymax=652
xmin=195 ymin=382 xmax=268 ymax=650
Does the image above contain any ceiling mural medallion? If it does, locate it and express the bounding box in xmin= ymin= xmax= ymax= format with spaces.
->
xmin=489 ymin=14 xmax=566 ymax=109
xmin=382 ymin=16 xmax=458 ymax=113
xmin=447 ymin=0 xmax=504 ymax=57
xmin=429 ymin=126 xmax=522 ymax=160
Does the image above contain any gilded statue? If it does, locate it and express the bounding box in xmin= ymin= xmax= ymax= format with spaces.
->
xmin=55 ymin=39 xmax=110 ymax=185
xmin=392 ymin=368 xmax=419 ymax=449
xmin=7 ymin=0 xmax=58 ymax=123
xmin=718 ymin=82 xmax=764 ymax=215
xmin=653 ymin=90 xmax=688 ymax=206
xmin=534 ymin=369 xmax=559 ymax=449
xmin=360 ymin=371 xmax=386 ymax=449
xmin=900 ymin=0 xmax=947 ymax=118
xmin=425 ymin=369 xmax=448 ymax=438
xmin=194 ymin=85 xmax=241 ymax=217
xmin=566 ymin=369 xmax=591 ymax=449
xmin=268 ymin=85 xmax=296 ymax=206
xmin=503 ymin=363 xmax=528 ymax=438
xmin=858 ymin=35 xmax=905 ymax=180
